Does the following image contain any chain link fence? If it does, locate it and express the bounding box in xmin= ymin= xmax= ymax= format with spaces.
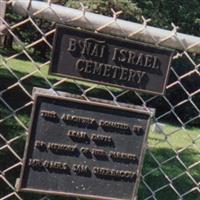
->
xmin=0 ymin=1 xmax=200 ymax=200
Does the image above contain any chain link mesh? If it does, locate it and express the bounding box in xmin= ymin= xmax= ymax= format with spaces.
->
xmin=0 ymin=1 xmax=200 ymax=200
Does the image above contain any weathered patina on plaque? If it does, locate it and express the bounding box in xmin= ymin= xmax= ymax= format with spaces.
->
xmin=49 ymin=25 xmax=173 ymax=95
xmin=17 ymin=93 xmax=152 ymax=200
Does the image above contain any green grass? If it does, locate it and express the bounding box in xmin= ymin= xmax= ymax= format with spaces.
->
xmin=149 ymin=125 xmax=200 ymax=149
xmin=138 ymin=125 xmax=200 ymax=200
xmin=0 ymin=55 xmax=57 ymax=79
xmin=0 ymin=56 xmax=123 ymax=93
xmin=0 ymin=56 xmax=200 ymax=200
xmin=6 ymin=57 xmax=47 ymax=75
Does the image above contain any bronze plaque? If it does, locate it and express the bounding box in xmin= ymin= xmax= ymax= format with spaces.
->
xmin=49 ymin=25 xmax=174 ymax=95
xmin=17 ymin=94 xmax=152 ymax=200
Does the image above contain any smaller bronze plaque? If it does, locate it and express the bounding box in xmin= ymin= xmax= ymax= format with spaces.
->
xmin=49 ymin=25 xmax=174 ymax=95
xmin=17 ymin=93 xmax=152 ymax=200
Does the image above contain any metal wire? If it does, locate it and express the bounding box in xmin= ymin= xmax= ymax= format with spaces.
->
xmin=12 ymin=0 xmax=200 ymax=54
xmin=0 ymin=1 xmax=199 ymax=200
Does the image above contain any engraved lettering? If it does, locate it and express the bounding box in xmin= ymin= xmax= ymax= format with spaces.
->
xmin=112 ymin=48 xmax=161 ymax=71
xmin=144 ymin=55 xmax=153 ymax=68
xmin=72 ymin=164 xmax=90 ymax=176
xmin=67 ymin=130 xmax=87 ymax=139
xmin=133 ymin=125 xmax=144 ymax=135
xmin=75 ymin=59 xmax=85 ymax=72
xmin=152 ymin=56 xmax=160 ymax=69
xmin=112 ymin=65 xmax=120 ymax=78
xmin=119 ymin=67 xmax=129 ymax=80
xmin=28 ymin=158 xmax=42 ymax=167
xmin=80 ymin=38 xmax=106 ymax=58
xmin=92 ymin=148 xmax=107 ymax=157
xmin=99 ymin=45 xmax=106 ymax=58
xmin=81 ymin=147 xmax=92 ymax=158
xmin=112 ymin=48 xmax=118 ymax=61
xmin=91 ymin=43 xmax=100 ymax=57
xmin=82 ymin=41 xmax=93 ymax=56
xmin=35 ymin=140 xmax=47 ymax=151
xmin=93 ymin=167 xmax=136 ymax=180
xmin=68 ymin=38 xmax=77 ymax=52
xmin=62 ymin=114 xmax=95 ymax=125
xmin=110 ymin=151 xmax=137 ymax=161
xmin=102 ymin=64 xmax=112 ymax=77
xmin=29 ymin=159 xmax=69 ymax=171
xmin=136 ymin=71 xmax=146 ymax=84
xmin=127 ymin=69 xmax=136 ymax=82
xmin=84 ymin=59 xmax=93 ymax=73
xmin=99 ymin=120 xmax=129 ymax=130
xmin=47 ymin=142 xmax=78 ymax=153
xmin=91 ymin=134 xmax=113 ymax=145
xmin=119 ymin=49 xmax=128 ymax=62
xmin=127 ymin=51 xmax=136 ymax=64
xmin=136 ymin=53 xmax=144 ymax=66
xmin=92 ymin=62 xmax=103 ymax=75
xmin=81 ymin=147 xmax=90 ymax=154
xmin=41 ymin=110 xmax=57 ymax=119
xmin=75 ymin=59 xmax=146 ymax=84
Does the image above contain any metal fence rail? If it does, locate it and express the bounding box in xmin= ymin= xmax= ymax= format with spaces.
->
xmin=0 ymin=1 xmax=200 ymax=200
xmin=12 ymin=0 xmax=200 ymax=54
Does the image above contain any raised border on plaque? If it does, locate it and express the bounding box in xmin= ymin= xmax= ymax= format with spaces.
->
xmin=17 ymin=91 xmax=153 ymax=200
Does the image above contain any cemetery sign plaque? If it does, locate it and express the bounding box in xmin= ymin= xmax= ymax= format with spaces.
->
xmin=49 ymin=25 xmax=173 ymax=95
xmin=17 ymin=94 xmax=152 ymax=200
